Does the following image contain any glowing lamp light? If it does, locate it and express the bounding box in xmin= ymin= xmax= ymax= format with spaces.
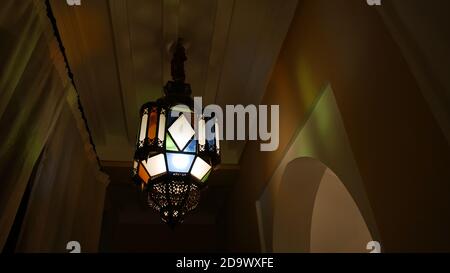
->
xmin=166 ymin=153 xmax=195 ymax=173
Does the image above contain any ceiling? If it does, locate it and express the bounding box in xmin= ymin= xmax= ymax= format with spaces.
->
xmin=50 ymin=0 xmax=297 ymax=165
xmin=49 ymin=0 xmax=297 ymax=251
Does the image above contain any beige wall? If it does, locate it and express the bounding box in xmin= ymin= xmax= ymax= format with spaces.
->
xmin=227 ymin=0 xmax=450 ymax=252
xmin=271 ymin=159 xmax=373 ymax=253
xmin=310 ymin=168 xmax=373 ymax=253
xmin=258 ymin=87 xmax=378 ymax=252
xmin=0 ymin=0 xmax=109 ymax=252
xmin=379 ymin=0 xmax=450 ymax=143
xmin=15 ymin=90 xmax=109 ymax=253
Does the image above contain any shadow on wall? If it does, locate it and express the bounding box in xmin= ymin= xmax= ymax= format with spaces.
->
xmin=273 ymin=157 xmax=373 ymax=253
xmin=0 ymin=29 xmax=15 ymax=76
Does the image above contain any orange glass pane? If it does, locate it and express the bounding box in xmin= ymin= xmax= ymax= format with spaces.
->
xmin=148 ymin=107 xmax=158 ymax=140
xmin=138 ymin=163 xmax=150 ymax=184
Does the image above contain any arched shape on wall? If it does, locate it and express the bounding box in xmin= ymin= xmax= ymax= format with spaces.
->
xmin=273 ymin=157 xmax=373 ymax=253
xmin=310 ymin=168 xmax=373 ymax=252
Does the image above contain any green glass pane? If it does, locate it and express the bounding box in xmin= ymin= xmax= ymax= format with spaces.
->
xmin=201 ymin=169 xmax=212 ymax=183
xmin=166 ymin=133 xmax=178 ymax=151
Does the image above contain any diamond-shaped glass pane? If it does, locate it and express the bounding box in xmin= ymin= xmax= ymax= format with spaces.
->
xmin=168 ymin=114 xmax=195 ymax=150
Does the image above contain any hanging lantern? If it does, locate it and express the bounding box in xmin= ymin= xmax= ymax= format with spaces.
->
xmin=132 ymin=39 xmax=220 ymax=226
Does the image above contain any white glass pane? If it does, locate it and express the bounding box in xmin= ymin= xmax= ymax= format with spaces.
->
xmin=199 ymin=117 xmax=206 ymax=146
xmin=143 ymin=153 xmax=166 ymax=177
xmin=139 ymin=110 xmax=148 ymax=142
xmin=168 ymin=114 xmax=195 ymax=150
xmin=215 ymin=118 xmax=220 ymax=150
xmin=166 ymin=153 xmax=195 ymax=173
xmin=171 ymin=104 xmax=192 ymax=113
xmin=190 ymin=157 xmax=212 ymax=181
xmin=158 ymin=111 xmax=166 ymax=142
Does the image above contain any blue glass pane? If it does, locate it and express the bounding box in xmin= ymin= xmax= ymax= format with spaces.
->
xmin=166 ymin=153 xmax=195 ymax=173
xmin=207 ymin=140 xmax=215 ymax=152
xmin=184 ymin=139 xmax=197 ymax=153
xmin=206 ymin=118 xmax=215 ymax=152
